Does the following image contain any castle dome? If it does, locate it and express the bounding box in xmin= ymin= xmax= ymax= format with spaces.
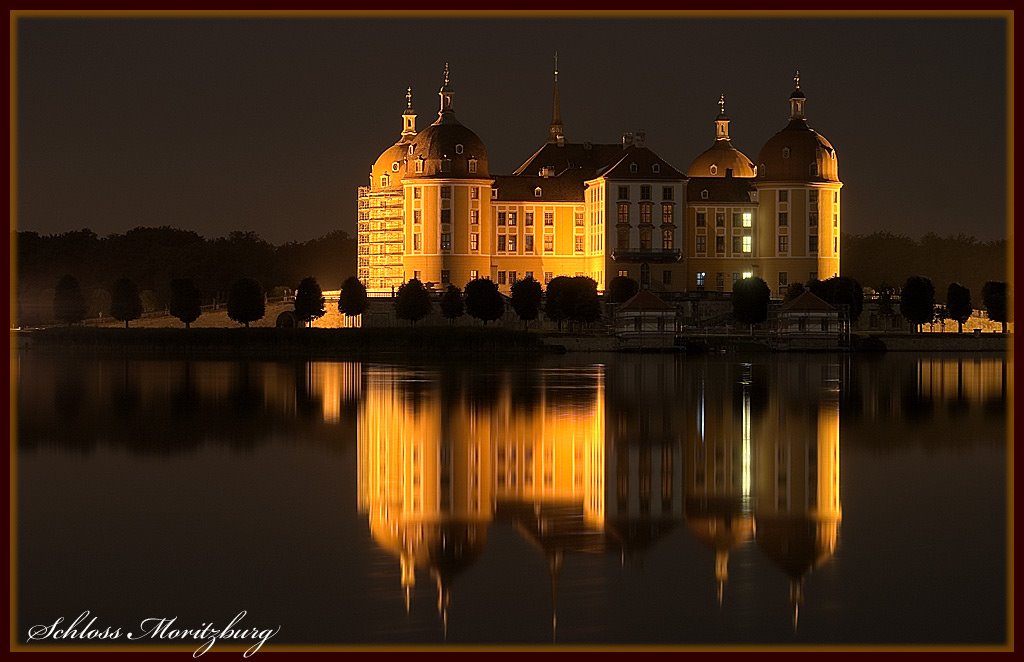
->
xmin=757 ymin=73 xmax=839 ymax=183
xmin=687 ymin=94 xmax=756 ymax=178
xmin=370 ymin=143 xmax=409 ymax=191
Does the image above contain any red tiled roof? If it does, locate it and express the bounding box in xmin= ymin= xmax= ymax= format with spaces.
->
xmin=780 ymin=290 xmax=835 ymax=312
xmin=618 ymin=288 xmax=676 ymax=312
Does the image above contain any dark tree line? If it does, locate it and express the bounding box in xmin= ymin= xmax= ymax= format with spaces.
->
xmin=17 ymin=226 xmax=356 ymax=324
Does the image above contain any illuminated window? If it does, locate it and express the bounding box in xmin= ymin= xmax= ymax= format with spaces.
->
xmin=544 ymin=212 xmax=554 ymax=226
xmin=470 ymin=209 xmax=479 ymax=224
xmin=415 ymin=158 xmax=424 ymax=173
xmin=471 ymin=187 xmax=479 ymax=199
xmin=618 ymin=186 xmax=629 ymax=200
xmin=742 ymin=271 xmax=752 ymax=279
xmin=508 ymin=212 xmax=517 ymax=226
xmin=544 ymin=272 xmax=553 ymax=284
xmin=468 ymin=159 xmax=477 ymax=173
xmin=618 ymin=203 xmax=630 ymax=224
xmin=696 ymin=212 xmax=706 ymax=227
xmin=525 ymin=212 xmax=534 ymax=225
xmin=455 ymin=144 xmax=464 ymax=154
xmin=575 ymin=211 xmax=585 ymax=226
xmin=742 ymin=236 xmax=752 ymax=253
xmin=508 ymin=236 xmax=517 ymax=252
xmin=574 ymin=235 xmax=584 ymax=252
xmin=640 ymin=185 xmax=651 ymax=200
xmin=662 ymin=229 xmax=674 ymax=249
xmin=742 ymin=212 xmax=752 ymax=227
xmin=662 ymin=204 xmax=673 ymax=225
xmin=441 ymin=233 xmax=451 ymax=251
xmin=640 ymin=203 xmax=653 ymax=224
xmin=535 ymin=187 xmax=543 ymax=197
xmin=618 ymin=270 xmax=628 ymax=277
xmin=696 ymin=272 xmax=706 ymax=288
xmin=470 ymin=269 xmax=478 ymax=280
xmin=414 ymin=210 xmax=422 ymax=224
xmin=544 ymin=234 xmax=554 ymax=252
xmin=778 ymin=235 xmax=789 ymax=253
xmin=525 ymin=235 xmax=534 ymax=252
xmin=696 ymin=235 xmax=706 ymax=254
xmin=470 ymin=233 xmax=479 ymax=251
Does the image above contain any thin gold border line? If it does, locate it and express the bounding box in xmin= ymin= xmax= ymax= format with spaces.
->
xmin=9 ymin=9 xmax=19 ymax=654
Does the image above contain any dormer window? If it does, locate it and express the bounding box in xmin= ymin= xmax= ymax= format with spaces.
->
xmin=534 ymin=187 xmax=542 ymax=198
xmin=759 ymin=164 xmax=766 ymax=178
xmin=652 ymin=163 xmax=660 ymax=174
xmin=491 ymin=187 xmax=498 ymax=199
xmin=391 ymin=162 xmax=400 ymax=172
xmin=455 ymin=144 xmax=464 ymax=154
xmin=408 ymin=144 xmax=415 ymax=154
xmin=700 ymin=189 xmax=709 ymax=200
xmin=440 ymin=158 xmax=452 ymax=172
xmin=381 ymin=175 xmax=389 ymax=187
xmin=629 ymin=163 xmax=638 ymax=173
xmin=709 ymin=164 xmax=718 ymax=175
xmin=782 ymin=147 xmax=791 ymax=159
xmin=468 ymin=158 xmax=478 ymax=174
xmin=415 ymin=157 xmax=424 ymax=173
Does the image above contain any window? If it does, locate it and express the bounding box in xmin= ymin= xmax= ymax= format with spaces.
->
xmin=661 ymin=204 xmax=673 ymax=225
xmin=618 ymin=270 xmax=629 ymax=277
xmin=833 ymin=191 xmax=839 ymax=203
xmin=468 ymin=159 xmax=478 ymax=173
xmin=640 ymin=185 xmax=651 ymax=200
xmin=544 ymin=234 xmax=554 ymax=252
xmin=497 ymin=235 xmax=506 ymax=251
xmin=618 ymin=203 xmax=630 ymax=224
xmin=544 ymin=272 xmax=553 ymax=284
xmin=508 ymin=236 xmax=517 ymax=252
xmin=470 ymin=209 xmax=479 ymax=224
xmin=525 ymin=212 xmax=534 ymax=226
xmin=710 ymin=164 xmax=718 ymax=175
xmin=715 ymin=236 xmax=725 ymax=254
xmin=809 ymin=162 xmax=818 ymax=177
xmin=533 ymin=186 xmax=543 ymax=198
xmin=525 ymin=235 xmax=534 ymax=252
xmin=732 ymin=272 xmax=740 ymax=284
xmin=809 ymin=235 xmax=818 ymax=253
xmin=778 ymin=212 xmax=788 ymax=226
xmin=716 ymin=212 xmax=725 ymax=227
xmin=701 ymin=189 xmax=709 ymax=200
xmin=470 ymin=269 xmax=479 ymax=280
xmin=497 ymin=212 xmax=506 ymax=226
xmin=441 ymin=232 xmax=451 ymax=251
xmin=455 ymin=144 xmax=464 ymax=154
xmin=833 ymin=213 xmax=839 ymax=228
xmin=809 ymin=210 xmax=818 ymax=227
xmin=742 ymin=271 xmax=753 ymax=280
xmin=415 ymin=158 xmax=424 ymax=173
xmin=574 ymin=235 xmax=584 ymax=252
xmin=498 ymin=271 xmax=506 ymax=285
xmin=575 ymin=212 xmax=585 ymax=227
xmin=471 ymin=187 xmax=479 ymax=199
xmin=742 ymin=236 xmax=752 ymax=253
xmin=441 ymin=269 xmax=450 ymax=283
xmin=391 ymin=162 xmax=400 ymax=172
xmin=696 ymin=235 xmax=706 ymax=254
xmin=525 ymin=271 xmax=533 ymax=280
xmin=652 ymin=163 xmax=660 ymax=174
xmin=414 ymin=270 xmax=421 ymax=281
xmin=470 ymin=233 xmax=479 ymax=251
xmin=440 ymin=209 xmax=451 ymax=224
xmin=508 ymin=212 xmax=517 ymax=226
xmin=618 ymin=186 xmax=629 ymax=200
xmin=782 ymin=147 xmax=790 ymax=159
xmin=759 ymin=163 xmax=766 ymax=178
xmin=662 ymin=229 xmax=674 ymax=250
xmin=380 ymin=175 xmax=389 ymax=187
xmin=441 ymin=159 xmax=451 ymax=172
xmin=778 ymin=235 xmax=789 ymax=253
xmin=441 ymin=186 xmax=451 ymax=199
xmin=778 ymin=272 xmax=788 ymax=287
xmin=696 ymin=212 xmax=706 ymax=227
xmin=779 ymin=190 xmax=788 ymax=203
xmin=732 ymin=236 xmax=742 ymax=253
xmin=662 ymin=187 xmax=673 ymax=201
xmin=544 ymin=212 xmax=554 ymax=226
xmin=716 ymin=273 xmax=725 ymax=291
xmin=414 ymin=210 xmax=422 ymax=224
xmin=413 ymin=187 xmax=421 ymax=199
xmin=640 ymin=227 xmax=652 ymax=249
xmin=629 ymin=163 xmax=638 ymax=173
xmin=808 ymin=190 xmax=818 ymax=204
xmin=413 ymin=234 xmax=422 ymax=251
xmin=509 ymin=270 xmax=517 ymax=283
xmin=663 ymin=270 xmax=672 ymax=285
xmin=696 ymin=272 xmax=706 ymax=288
xmin=618 ymin=227 xmax=630 ymax=249
xmin=491 ymin=187 xmax=498 ymax=199
xmin=742 ymin=212 xmax=752 ymax=227
xmin=730 ymin=212 xmax=741 ymax=228
xmin=834 ymin=236 xmax=839 ymax=253
xmin=640 ymin=203 xmax=653 ymax=224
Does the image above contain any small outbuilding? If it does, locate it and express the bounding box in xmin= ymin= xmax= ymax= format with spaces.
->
xmin=771 ymin=291 xmax=847 ymax=350
xmin=614 ymin=289 xmax=677 ymax=349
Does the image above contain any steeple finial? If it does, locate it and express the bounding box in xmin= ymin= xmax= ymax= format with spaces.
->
xmin=406 ymin=86 xmax=413 ymax=110
xmin=438 ymin=63 xmax=455 ymax=120
xmin=794 ymin=69 xmax=801 ymax=89
xmin=718 ymin=93 xmax=726 ymax=116
xmin=789 ymin=70 xmax=806 ymax=120
xmin=548 ymin=52 xmax=564 ymax=144
xmin=443 ymin=62 xmax=450 ymax=86
xmin=714 ymin=94 xmax=731 ymax=142
xmin=401 ymin=87 xmax=417 ymax=139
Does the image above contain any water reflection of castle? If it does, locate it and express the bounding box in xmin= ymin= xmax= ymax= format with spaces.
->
xmin=356 ymin=359 xmax=843 ymax=632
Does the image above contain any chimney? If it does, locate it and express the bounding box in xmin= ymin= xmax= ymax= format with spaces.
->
xmin=622 ymin=132 xmax=634 ymax=148
xmin=635 ymin=130 xmax=646 ymax=147
xmin=725 ymin=168 xmax=733 ymax=178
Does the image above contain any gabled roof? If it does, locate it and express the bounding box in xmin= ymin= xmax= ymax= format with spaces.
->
xmin=619 ymin=288 xmax=676 ymax=312
xmin=598 ymin=145 xmax=686 ymax=181
xmin=512 ymin=141 xmax=623 ymax=178
xmin=492 ymin=171 xmax=588 ymax=203
xmin=687 ymin=175 xmax=758 ymax=204
xmin=780 ymin=290 xmax=835 ymax=312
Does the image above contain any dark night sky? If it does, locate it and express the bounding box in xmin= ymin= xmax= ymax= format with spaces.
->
xmin=15 ymin=14 xmax=1009 ymax=245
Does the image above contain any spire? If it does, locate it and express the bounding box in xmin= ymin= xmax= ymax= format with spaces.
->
xmin=438 ymin=63 xmax=455 ymax=121
xmin=401 ymin=87 xmax=417 ymax=140
xmin=789 ymin=69 xmax=806 ymax=121
xmin=714 ymin=94 xmax=731 ymax=142
xmin=548 ymin=52 xmax=565 ymax=145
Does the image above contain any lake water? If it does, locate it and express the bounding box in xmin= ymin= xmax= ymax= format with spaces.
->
xmin=14 ymin=350 xmax=1009 ymax=648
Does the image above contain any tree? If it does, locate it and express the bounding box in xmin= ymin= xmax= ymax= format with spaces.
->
xmin=510 ymin=276 xmax=543 ymax=329
xmin=439 ymin=284 xmax=465 ymax=324
xmin=567 ymin=276 xmax=602 ymax=326
xmin=394 ymin=278 xmax=432 ymax=326
xmin=168 ymin=278 xmax=202 ymax=329
xmin=53 ymin=274 xmax=88 ymax=326
xmin=464 ymin=278 xmax=505 ymax=325
xmin=227 ymin=278 xmax=266 ymax=328
xmin=338 ymin=276 xmax=369 ymax=318
xmin=946 ymin=282 xmax=972 ymax=334
xmin=294 ymin=276 xmax=326 ymax=328
xmin=900 ymin=276 xmax=935 ymax=333
xmin=607 ymin=275 xmax=639 ymax=304
xmin=110 ymin=277 xmax=143 ymax=328
xmin=544 ymin=276 xmax=572 ymax=331
xmin=877 ymin=282 xmax=896 ymax=316
xmin=783 ymin=282 xmax=805 ymax=303
xmin=815 ymin=276 xmax=865 ymax=323
xmin=981 ymin=281 xmax=1008 ymax=333
xmin=732 ymin=276 xmax=771 ymax=331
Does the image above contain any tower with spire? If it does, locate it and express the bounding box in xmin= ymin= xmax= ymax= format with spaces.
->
xmin=548 ymin=52 xmax=564 ymax=145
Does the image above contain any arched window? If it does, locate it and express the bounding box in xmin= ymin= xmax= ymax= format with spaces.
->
xmin=652 ymin=163 xmax=661 ymax=174
xmin=629 ymin=163 xmax=638 ymax=173
xmin=534 ymin=187 xmax=543 ymax=198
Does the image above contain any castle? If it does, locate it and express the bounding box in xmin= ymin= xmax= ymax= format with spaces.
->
xmin=357 ymin=62 xmax=841 ymax=297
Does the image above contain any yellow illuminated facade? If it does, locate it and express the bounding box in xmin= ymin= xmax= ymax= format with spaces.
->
xmin=359 ymin=65 xmax=842 ymax=296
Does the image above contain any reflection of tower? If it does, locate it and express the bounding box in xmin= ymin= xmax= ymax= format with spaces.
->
xmin=754 ymin=366 xmax=841 ymax=630
xmin=683 ymin=361 xmax=755 ymax=606
xmin=357 ymin=367 xmax=493 ymax=635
